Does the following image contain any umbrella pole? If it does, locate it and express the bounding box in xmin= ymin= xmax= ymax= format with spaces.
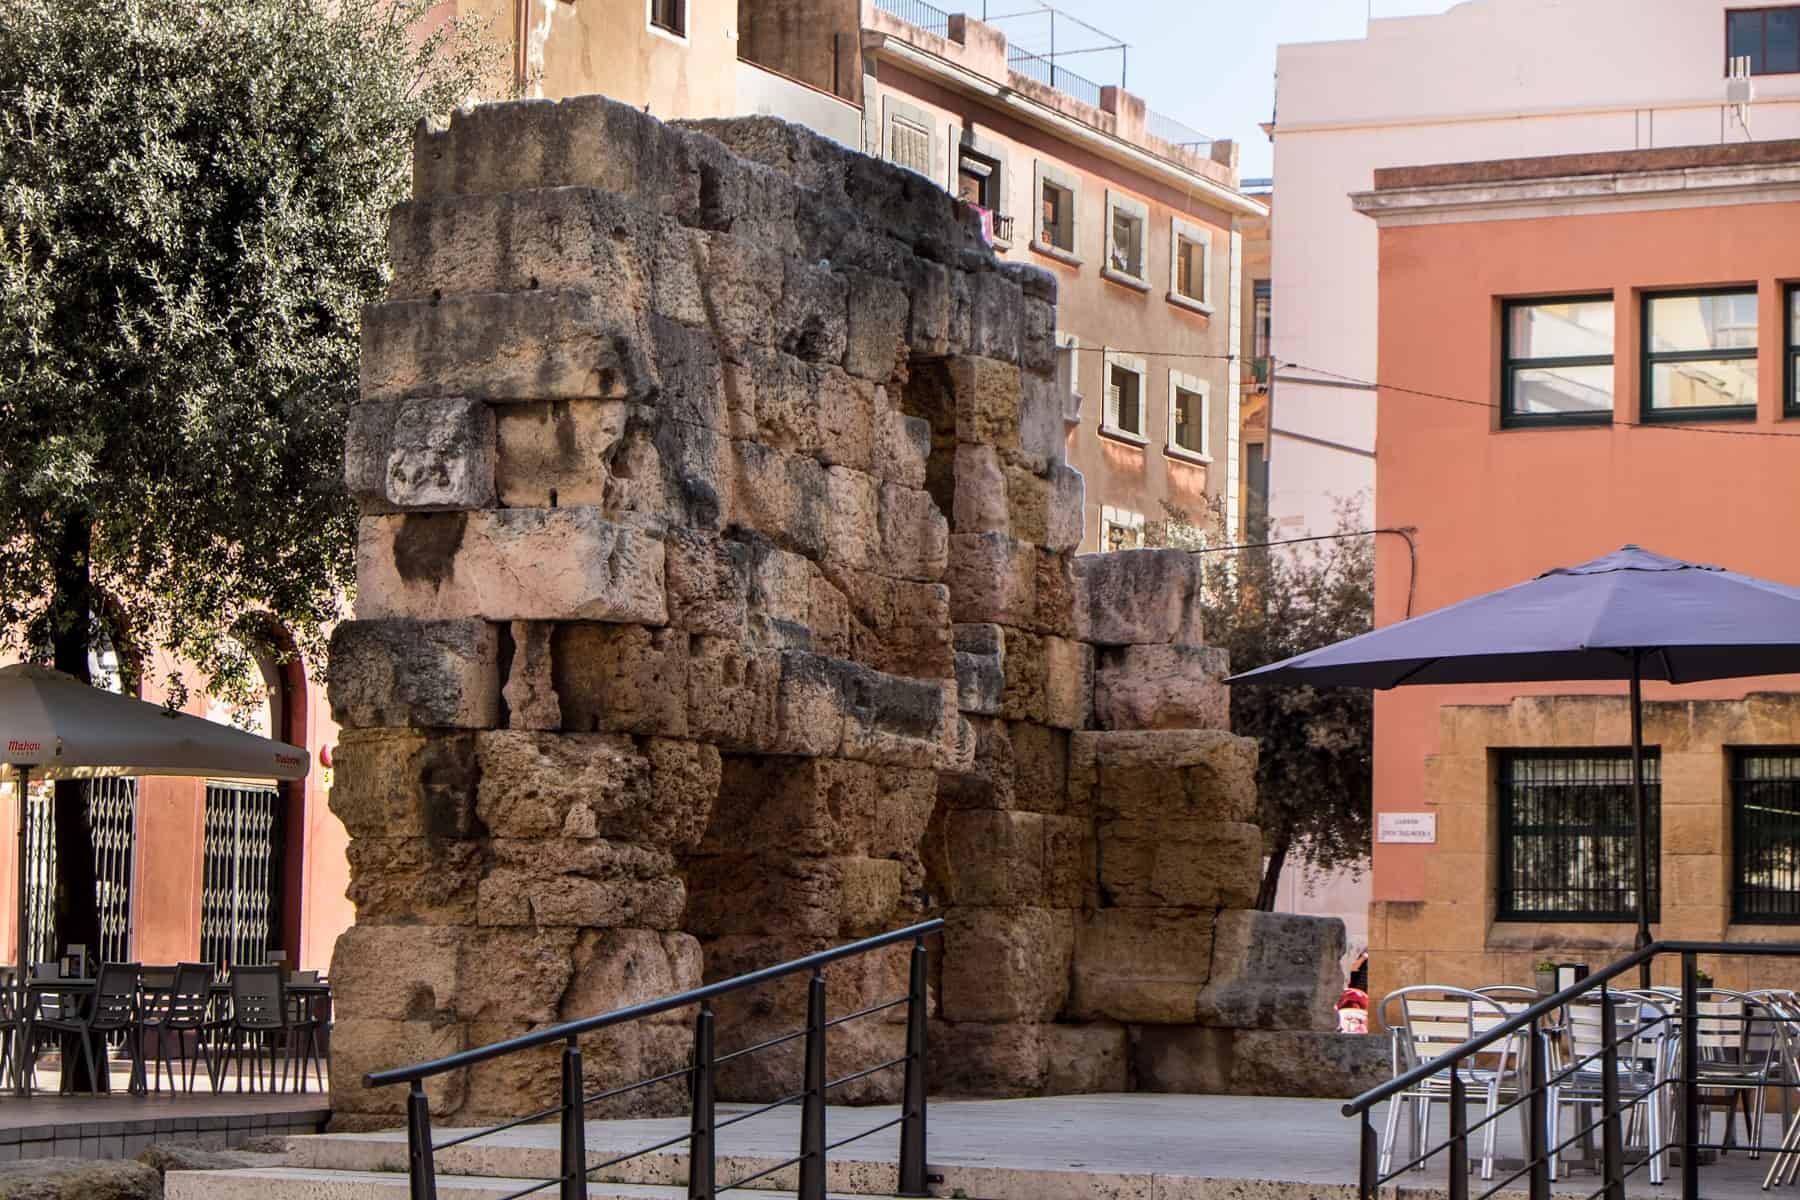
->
xmin=1630 ymin=652 xmax=1653 ymax=988
xmin=12 ymin=764 xmax=26 ymax=1096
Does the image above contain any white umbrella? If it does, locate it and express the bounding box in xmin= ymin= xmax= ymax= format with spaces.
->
xmin=0 ymin=663 xmax=310 ymax=1060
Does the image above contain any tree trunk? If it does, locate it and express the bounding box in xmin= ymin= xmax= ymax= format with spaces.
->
xmin=1255 ymin=824 xmax=1295 ymax=913
xmin=48 ymin=511 xmax=105 ymax=1090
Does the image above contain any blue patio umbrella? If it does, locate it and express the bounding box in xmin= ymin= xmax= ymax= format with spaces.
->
xmin=1228 ymin=545 xmax=1800 ymax=970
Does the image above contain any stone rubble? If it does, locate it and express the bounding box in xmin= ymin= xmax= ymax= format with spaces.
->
xmin=328 ymin=97 xmax=1349 ymax=1124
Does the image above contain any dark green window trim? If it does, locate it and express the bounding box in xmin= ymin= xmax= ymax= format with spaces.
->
xmin=1641 ymin=286 xmax=1759 ymax=423
xmin=1497 ymin=748 xmax=1661 ymax=924
xmin=1731 ymin=747 xmax=1800 ymax=925
xmin=1787 ymin=284 xmax=1800 ymax=417
xmin=1500 ymin=295 xmax=1615 ymax=429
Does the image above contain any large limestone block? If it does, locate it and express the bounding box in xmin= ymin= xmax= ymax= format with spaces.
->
xmin=1070 ymin=908 xmax=1214 ymax=1024
xmin=929 ymin=1019 xmax=1124 ymax=1097
xmin=742 ymin=351 xmax=876 ymax=471
xmin=949 ymin=357 xmax=1022 ymax=449
xmin=878 ymin=483 xmax=950 ymax=582
xmin=478 ymin=846 xmax=687 ymax=930
xmin=685 ymin=638 xmax=780 ymax=748
xmin=1044 ymin=464 xmax=1085 ymax=552
xmin=493 ymin=399 xmax=628 ymax=508
xmin=952 ymin=624 xmax=1004 ymax=716
xmin=362 ymin=289 xmax=655 ymax=404
xmin=502 ymin=621 xmax=561 ymax=730
xmin=727 ymin=440 xmax=829 ymax=561
xmin=1198 ymin=911 xmax=1345 ymax=1032
xmin=685 ymin=855 xmax=911 ymax=939
xmin=1097 ymin=818 xmax=1262 ymax=909
xmin=700 ymin=757 xmax=935 ymax=860
xmin=1072 ymin=548 xmax=1205 ymax=647
xmin=664 ymin=530 xmax=751 ymax=638
xmin=951 ymin=444 xmax=1007 ymax=535
xmin=997 ymin=628 xmax=1094 ymax=731
xmin=936 ymin=718 xmax=1073 ymax=815
xmin=968 ymin=269 xmax=1023 ymax=364
xmin=345 ymin=837 xmax=483 ymax=925
xmin=844 ymin=270 xmax=910 ymax=382
xmin=850 ymin=576 xmax=954 ymax=681
xmin=1020 ymin=371 xmax=1068 ymax=471
xmin=552 ymin=623 xmax=689 ymax=737
xmin=356 ymin=507 xmax=666 ymax=624
xmin=822 ymin=467 xmax=880 ymax=571
xmin=475 ymin=731 xmax=719 ymax=847
xmin=1070 ymin=729 xmax=1259 ymax=824
xmin=946 ymin=533 xmax=1036 ymax=628
xmin=345 ymin=397 xmax=496 ymax=512
xmin=330 ymin=1017 xmax=467 ymax=1117
xmin=778 ymin=256 xmax=849 ymax=364
xmin=328 ymin=728 xmax=478 ymax=839
xmin=874 ymin=408 xmax=930 ymax=489
xmin=1095 ymin=644 xmax=1231 ymax=731
xmin=1132 ymin=1026 xmax=1390 ymax=1098
xmin=941 ymin=907 xmax=1073 ymax=1023
xmin=771 ymin=652 xmax=946 ymax=767
xmin=330 ymin=925 xmax=461 ymax=1023
xmin=327 ymin=619 xmax=500 ymax=730
xmin=938 ymin=810 xmax=1046 ymax=906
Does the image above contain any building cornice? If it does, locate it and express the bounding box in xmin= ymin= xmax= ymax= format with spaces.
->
xmin=1352 ymin=160 xmax=1800 ymax=227
xmin=865 ymin=34 xmax=1268 ymax=220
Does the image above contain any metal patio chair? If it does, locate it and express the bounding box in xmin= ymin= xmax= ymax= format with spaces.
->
xmin=141 ymin=962 xmax=218 ymax=1093
xmin=1547 ymin=991 xmax=1671 ymax=1184
xmin=218 ymin=965 xmax=287 ymax=1092
xmin=1686 ymin=988 xmax=1781 ymax=1159
xmin=27 ymin=962 xmax=142 ymax=1095
xmin=1379 ymin=986 xmax=1531 ymax=1181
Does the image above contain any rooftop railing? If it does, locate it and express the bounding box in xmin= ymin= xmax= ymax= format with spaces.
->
xmin=873 ymin=0 xmax=951 ymax=39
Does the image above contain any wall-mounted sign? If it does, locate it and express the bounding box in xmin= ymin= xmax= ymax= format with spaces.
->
xmin=1377 ymin=812 xmax=1437 ymax=845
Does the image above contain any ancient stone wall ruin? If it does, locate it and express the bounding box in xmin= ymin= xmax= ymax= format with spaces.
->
xmin=325 ymin=96 xmax=1354 ymax=1126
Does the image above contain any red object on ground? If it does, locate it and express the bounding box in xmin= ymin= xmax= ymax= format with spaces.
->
xmin=1337 ymin=986 xmax=1369 ymax=1012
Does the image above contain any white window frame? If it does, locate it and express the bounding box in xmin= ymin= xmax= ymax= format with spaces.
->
xmin=646 ymin=0 xmax=688 ymax=43
xmin=883 ymin=95 xmax=939 ymax=181
xmin=1100 ymin=505 xmax=1146 ymax=552
xmin=1166 ymin=369 xmax=1211 ymax=464
xmin=1103 ymin=189 xmax=1150 ymax=291
xmin=1101 ymin=349 xmax=1148 ymax=444
xmin=1057 ymin=331 xmax=1082 ymax=427
xmin=1032 ymin=159 xmax=1082 ymax=266
xmin=1168 ymin=218 xmax=1213 ymax=314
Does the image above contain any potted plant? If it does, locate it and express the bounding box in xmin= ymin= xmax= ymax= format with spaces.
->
xmin=1534 ymin=960 xmax=1559 ymax=995
xmin=1695 ymin=968 xmax=1714 ymax=989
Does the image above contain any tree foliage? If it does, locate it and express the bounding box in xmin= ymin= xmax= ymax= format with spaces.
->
xmin=0 ymin=0 xmax=498 ymax=695
xmin=1151 ymin=501 xmax=1375 ymax=910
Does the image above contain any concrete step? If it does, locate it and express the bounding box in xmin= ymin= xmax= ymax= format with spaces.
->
xmin=166 ymin=1167 xmax=907 ymax=1200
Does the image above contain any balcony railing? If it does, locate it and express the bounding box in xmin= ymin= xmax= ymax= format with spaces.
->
xmin=1145 ymin=109 xmax=1215 ymax=151
xmin=1007 ymin=46 xmax=1103 ymax=109
xmin=873 ymin=0 xmax=951 ymax=38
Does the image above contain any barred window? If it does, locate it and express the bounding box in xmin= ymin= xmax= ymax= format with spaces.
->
xmin=1498 ymin=750 xmax=1660 ymax=922
xmin=1733 ymin=750 xmax=1800 ymax=923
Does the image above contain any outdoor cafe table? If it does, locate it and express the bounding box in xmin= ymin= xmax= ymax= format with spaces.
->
xmin=19 ymin=977 xmax=330 ymax=1096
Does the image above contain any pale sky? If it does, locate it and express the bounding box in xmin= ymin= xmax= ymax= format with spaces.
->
xmin=986 ymin=0 xmax=1463 ymax=178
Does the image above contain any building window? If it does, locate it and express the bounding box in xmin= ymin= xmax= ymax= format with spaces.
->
xmin=1644 ymin=288 xmax=1758 ymax=420
xmin=883 ymin=97 xmax=936 ymax=180
xmin=1497 ymin=750 xmax=1660 ymax=923
xmin=1032 ymin=160 xmax=1080 ymax=262
xmin=1252 ymin=279 xmax=1272 ymax=362
xmin=1732 ymin=750 xmax=1800 ymax=923
xmin=1788 ymin=285 xmax=1800 ymax=415
xmin=649 ymin=0 xmax=686 ymax=37
xmin=1168 ymin=219 xmax=1211 ymax=311
xmin=1104 ymin=190 xmax=1148 ymax=288
xmin=1500 ymin=296 xmax=1614 ymax=427
xmin=1167 ymin=370 xmax=1209 ymax=461
xmin=1101 ymin=505 xmax=1144 ymax=552
xmin=1102 ymin=350 xmax=1147 ymax=442
xmin=1728 ymin=6 xmax=1800 ymax=76
xmin=957 ymin=147 xmax=1012 ymax=245
xmin=1056 ymin=331 xmax=1082 ymax=426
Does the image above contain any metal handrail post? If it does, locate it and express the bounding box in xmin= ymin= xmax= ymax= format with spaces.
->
xmin=1358 ymin=1110 xmax=1377 ymax=1200
xmin=406 ymin=1081 xmax=438 ymax=1200
xmin=560 ymin=1037 xmax=586 ymax=1200
xmin=899 ymin=937 xmax=929 ymax=1197
xmin=1448 ymin=1066 xmax=1469 ymax=1200
xmin=1528 ymin=1020 xmax=1549 ymax=1200
xmin=1601 ymin=985 xmax=1624 ymax=1200
xmin=799 ymin=970 xmax=828 ymax=1200
xmin=689 ymin=1007 xmax=715 ymax=1200
xmin=1682 ymin=951 xmax=1699 ymax=1200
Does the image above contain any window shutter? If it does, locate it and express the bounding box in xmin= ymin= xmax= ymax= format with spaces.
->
xmin=1105 ymin=382 xmax=1121 ymax=430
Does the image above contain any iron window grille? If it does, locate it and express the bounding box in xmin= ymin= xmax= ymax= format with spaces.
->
xmin=22 ymin=778 xmax=136 ymax=967
xmin=1787 ymin=284 xmax=1800 ymax=416
xmin=1500 ymin=295 xmax=1615 ymax=428
xmin=200 ymin=781 xmax=282 ymax=968
xmin=1727 ymin=6 xmax=1800 ymax=76
xmin=1732 ymin=748 xmax=1800 ymax=923
xmin=1642 ymin=287 xmax=1759 ymax=421
xmin=1497 ymin=749 xmax=1660 ymax=922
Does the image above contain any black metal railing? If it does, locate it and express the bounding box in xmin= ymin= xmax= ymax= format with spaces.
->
xmin=1345 ymin=940 xmax=1800 ymax=1200
xmin=1007 ymin=46 xmax=1103 ymax=109
xmin=873 ymin=0 xmax=951 ymax=39
xmin=367 ymin=919 xmax=943 ymax=1200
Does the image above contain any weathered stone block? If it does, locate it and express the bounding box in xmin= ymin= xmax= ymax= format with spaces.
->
xmin=779 ymin=257 xmax=848 ymax=363
xmin=949 ymin=357 xmax=1022 ymax=449
xmin=328 ymin=728 xmax=479 ymax=839
xmin=328 ymin=619 xmax=500 ymax=730
xmin=345 ymin=836 xmax=482 ymax=925
xmin=952 ymin=623 xmax=1004 ymax=716
xmin=1044 ymin=464 xmax=1085 ymax=552
xmin=823 ymin=466 xmax=880 ymax=571
xmin=329 ymin=1018 xmax=467 ymax=1117
xmin=502 ymin=620 xmax=561 ymax=731
xmin=553 ymin=624 xmax=689 ymax=737
xmin=478 ymin=855 xmax=687 ymax=929
xmin=998 ymin=628 xmax=1094 ymax=731
xmin=703 ymin=756 xmax=936 ymax=860
xmin=1071 ymin=729 xmax=1260 ymax=824
xmin=493 ymin=399 xmax=627 ymax=508
xmin=1002 ymin=456 xmax=1052 ymax=545
xmin=878 ymin=482 xmax=949 ymax=582
xmin=345 ymin=397 xmax=496 ymax=512
xmin=665 ymin=529 xmax=750 ymax=637
xmin=1098 ymin=818 xmax=1262 ymax=909
xmin=844 ymin=270 xmax=910 ymax=381
xmin=769 ymin=652 xmax=945 ymax=767
xmin=939 ymin=810 xmax=1046 ymax=906
xmin=362 ymin=289 xmax=655 ymax=404
xmin=1132 ymin=1027 xmax=1390 ymax=1098
xmin=874 ymin=407 xmax=930 ymax=489
xmin=1198 ymin=911 xmax=1345 ymax=1032
xmin=968 ymin=269 xmax=1023 ymax=363
xmin=357 ymin=508 xmax=667 ymax=624
xmin=728 ymin=440 xmax=829 ymax=561
xmin=929 ymin=1020 xmax=1045 ymax=1096
xmin=951 ymin=443 xmax=1007 ymax=534
xmin=946 ymin=532 xmax=1036 ymax=627
xmin=685 ymin=855 xmax=909 ymax=939
xmin=474 ymin=731 xmax=718 ymax=847
xmin=1043 ymin=1021 xmax=1130 ymax=1093
xmin=685 ymin=638 xmax=780 ymax=749
xmin=1070 ymin=908 xmax=1214 ymax=1024
xmin=1094 ymin=644 xmax=1231 ymax=731
xmin=1072 ymin=548 xmax=1206 ymax=647
xmin=941 ymin=907 xmax=1073 ymax=1023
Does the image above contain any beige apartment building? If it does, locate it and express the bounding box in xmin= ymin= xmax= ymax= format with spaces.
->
xmin=435 ymin=0 xmax=1265 ymax=551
